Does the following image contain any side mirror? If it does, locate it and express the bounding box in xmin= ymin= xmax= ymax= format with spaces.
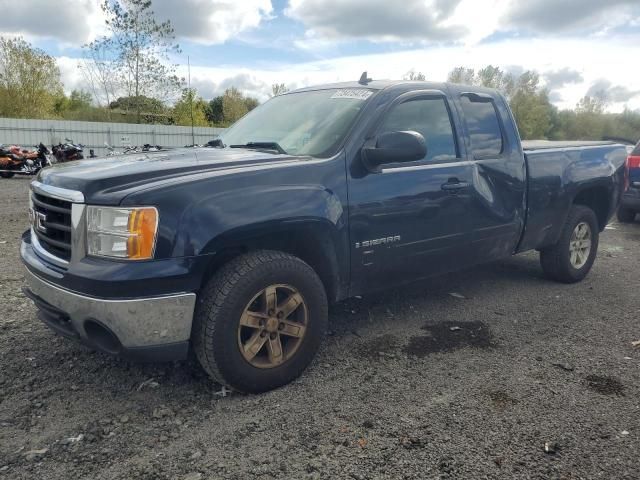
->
xmin=362 ymin=130 xmax=427 ymax=168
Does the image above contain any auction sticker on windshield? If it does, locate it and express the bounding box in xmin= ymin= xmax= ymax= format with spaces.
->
xmin=330 ymin=89 xmax=373 ymax=100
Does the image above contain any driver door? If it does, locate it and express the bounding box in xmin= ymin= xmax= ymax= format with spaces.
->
xmin=347 ymin=91 xmax=475 ymax=294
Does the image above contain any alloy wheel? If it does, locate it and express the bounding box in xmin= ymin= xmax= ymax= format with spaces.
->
xmin=237 ymin=284 xmax=308 ymax=368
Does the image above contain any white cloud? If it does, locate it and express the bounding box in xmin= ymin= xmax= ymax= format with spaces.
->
xmin=442 ymin=0 xmax=509 ymax=45
xmin=286 ymin=0 xmax=466 ymax=43
xmin=0 ymin=0 xmax=106 ymax=45
xmin=188 ymin=72 xmax=272 ymax=101
xmin=586 ymin=79 xmax=640 ymax=104
xmin=57 ymin=34 xmax=639 ymax=111
xmin=151 ymin=0 xmax=273 ymax=45
xmin=56 ymin=57 xmax=86 ymax=91
xmin=502 ymin=0 xmax=639 ymax=34
xmin=544 ymin=68 xmax=584 ymax=91
xmin=286 ymin=0 xmax=640 ymax=45
xmin=43 ymin=1 xmax=640 ymax=113
xmin=0 ymin=0 xmax=271 ymax=47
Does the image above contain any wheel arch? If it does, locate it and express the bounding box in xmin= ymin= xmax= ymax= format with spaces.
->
xmin=572 ymin=185 xmax=611 ymax=231
xmin=199 ymin=220 xmax=348 ymax=304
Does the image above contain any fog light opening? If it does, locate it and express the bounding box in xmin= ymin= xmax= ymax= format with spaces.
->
xmin=84 ymin=320 xmax=122 ymax=355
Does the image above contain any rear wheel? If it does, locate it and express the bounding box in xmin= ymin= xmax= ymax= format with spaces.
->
xmin=617 ymin=207 xmax=636 ymax=223
xmin=0 ymin=172 xmax=15 ymax=178
xmin=193 ymin=250 xmax=328 ymax=393
xmin=540 ymin=205 xmax=599 ymax=283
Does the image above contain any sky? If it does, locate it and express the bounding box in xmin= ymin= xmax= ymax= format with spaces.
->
xmin=2 ymin=0 xmax=640 ymax=111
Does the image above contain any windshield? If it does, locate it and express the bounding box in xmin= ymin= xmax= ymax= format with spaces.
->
xmin=220 ymin=88 xmax=374 ymax=157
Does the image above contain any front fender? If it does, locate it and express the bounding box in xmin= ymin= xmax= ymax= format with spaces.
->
xmin=118 ymin=153 xmax=350 ymax=297
xmin=175 ymin=184 xmax=346 ymax=257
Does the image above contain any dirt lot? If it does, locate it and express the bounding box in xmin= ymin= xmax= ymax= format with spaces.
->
xmin=0 ymin=177 xmax=639 ymax=479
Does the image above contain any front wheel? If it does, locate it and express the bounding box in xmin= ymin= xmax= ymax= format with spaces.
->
xmin=617 ymin=207 xmax=636 ymax=223
xmin=193 ymin=250 xmax=328 ymax=393
xmin=540 ymin=205 xmax=599 ymax=283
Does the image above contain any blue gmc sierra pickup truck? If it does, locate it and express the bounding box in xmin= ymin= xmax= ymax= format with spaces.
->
xmin=21 ymin=77 xmax=628 ymax=392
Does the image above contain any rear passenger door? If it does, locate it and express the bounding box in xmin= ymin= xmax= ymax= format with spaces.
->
xmin=454 ymin=91 xmax=527 ymax=264
xmin=347 ymin=90 xmax=476 ymax=293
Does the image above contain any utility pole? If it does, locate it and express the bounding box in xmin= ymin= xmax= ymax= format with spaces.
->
xmin=188 ymin=56 xmax=195 ymax=146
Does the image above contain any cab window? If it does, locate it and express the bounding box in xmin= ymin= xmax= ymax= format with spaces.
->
xmin=379 ymin=97 xmax=458 ymax=162
xmin=460 ymin=95 xmax=504 ymax=158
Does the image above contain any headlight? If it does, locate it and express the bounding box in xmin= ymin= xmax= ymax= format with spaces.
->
xmin=87 ymin=206 xmax=158 ymax=260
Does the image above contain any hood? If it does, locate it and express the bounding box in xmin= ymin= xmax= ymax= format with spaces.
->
xmin=37 ymin=147 xmax=306 ymax=204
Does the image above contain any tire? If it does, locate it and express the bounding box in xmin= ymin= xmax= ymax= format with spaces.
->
xmin=192 ymin=250 xmax=328 ymax=393
xmin=540 ymin=205 xmax=599 ymax=284
xmin=0 ymin=172 xmax=15 ymax=179
xmin=617 ymin=207 xmax=636 ymax=223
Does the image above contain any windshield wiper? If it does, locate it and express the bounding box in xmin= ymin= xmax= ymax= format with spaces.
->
xmin=229 ymin=142 xmax=287 ymax=154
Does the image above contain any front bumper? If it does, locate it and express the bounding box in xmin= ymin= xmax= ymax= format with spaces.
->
xmin=23 ymin=257 xmax=196 ymax=362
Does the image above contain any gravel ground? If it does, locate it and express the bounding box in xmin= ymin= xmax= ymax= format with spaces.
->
xmin=0 ymin=176 xmax=639 ymax=480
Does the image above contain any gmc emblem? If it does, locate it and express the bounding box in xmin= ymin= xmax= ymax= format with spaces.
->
xmin=34 ymin=211 xmax=47 ymax=233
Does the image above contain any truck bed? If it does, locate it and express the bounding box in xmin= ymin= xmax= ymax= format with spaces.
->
xmin=517 ymin=141 xmax=627 ymax=253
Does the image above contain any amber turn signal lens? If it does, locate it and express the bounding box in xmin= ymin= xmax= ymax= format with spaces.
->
xmin=127 ymin=207 xmax=158 ymax=259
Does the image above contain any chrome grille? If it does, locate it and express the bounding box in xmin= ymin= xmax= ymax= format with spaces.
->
xmin=31 ymin=191 xmax=72 ymax=261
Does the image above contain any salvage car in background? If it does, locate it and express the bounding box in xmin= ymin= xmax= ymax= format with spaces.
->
xmin=618 ymin=140 xmax=640 ymax=223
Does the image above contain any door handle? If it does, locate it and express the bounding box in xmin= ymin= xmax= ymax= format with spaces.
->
xmin=441 ymin=181 xmax=470 ymax=192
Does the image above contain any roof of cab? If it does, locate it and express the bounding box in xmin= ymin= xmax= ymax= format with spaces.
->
xmin=290 ymin=80 xmax=403 ymax=92
xmin=288 ymin=79 xmax=500 ymax=96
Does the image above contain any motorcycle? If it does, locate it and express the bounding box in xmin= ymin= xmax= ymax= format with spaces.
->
xmin=0 ymin=143 xmax=53 ymax=178
xmin=104 ymin=142 xmax=163 ymax=156
xmin=52 ymin=138 xmax=84 ymax=162
xmin=123 ymin=144 xmax=163 ymax=154
xmin=104 ymin=142 xmax=120 ymax=156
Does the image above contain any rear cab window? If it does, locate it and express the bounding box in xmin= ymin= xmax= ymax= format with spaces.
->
xmin=379 ymin=96 xmax=458 ymax=163
xmin=632 ymin=141 xmax=640 ymax=157
xmin=459 ymin=94 xmax=504 ymax=158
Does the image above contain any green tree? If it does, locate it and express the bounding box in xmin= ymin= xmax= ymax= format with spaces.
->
xmin=609 ymin=108 xmax=640 ymax=141
xmin=208 ymin=89 xmax=259 ymax=124
xmin=507 ymin=71 xmax=555 ymax=139
xmin=206 ymin=96 xmax=224 ymax=125
xmin=222 ymin=87 xmax=249 ymax=124
xmin=91 ymin=0 xmax=182 ymax=123
xmin=447 ymin=67 xmax=475 ymax=85
xmin=69 ymin=90 xmax=93 ymax=110
xmin=271 ymin=83 xmax=289 ymax=96
xmin=172 ymin=88 xmax=209 ymax=126
xmin=447 ymin=66 xmax=555 ymax=139
xmin=79 ymin=39 xmax=119 ymax=117
xmin=568 ymin=96 xmax=608 ymax=139
xmin=576 ymin=96 xmax=605 ymax=115
xmin=109 ymin=95 xmax=165 ymax=113
xmin=476 ymin=66 xmax=516 ymax=98
xmin=52 ymin=89 xmax=93 ymax=116
xmin=403 ymin=70 xmax=426 ymax=81
xmin=510 ymin=89 xmax=554 ymax=139
xmin=244 ymin=96 xmax=259 ymax=112
xmin=0 ymin=37 xmax=63 ymax=118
